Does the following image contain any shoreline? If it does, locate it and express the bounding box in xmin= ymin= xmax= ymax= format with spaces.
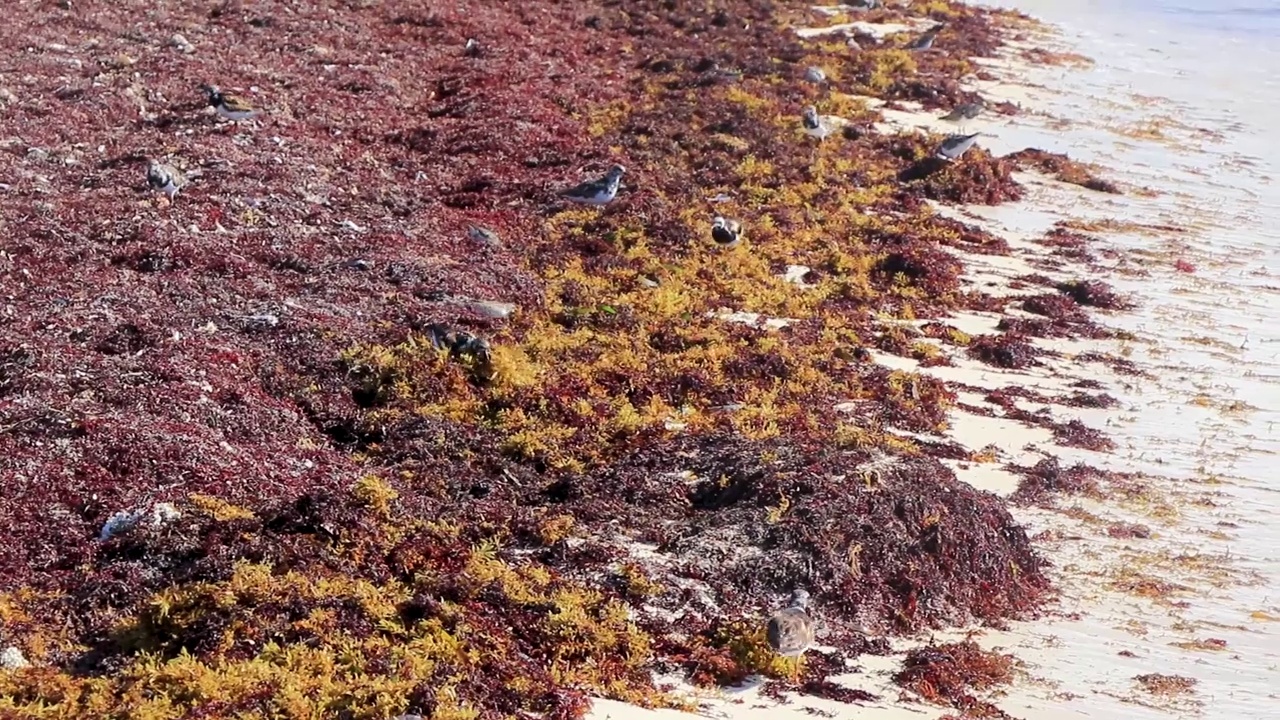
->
xmin=0 ymin=1 xmax=1275 ymax=719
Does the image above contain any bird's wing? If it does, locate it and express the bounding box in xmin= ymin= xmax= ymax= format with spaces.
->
xmin=221 ymin=93 xmax=255 ymax=112
xmin=561 ymin=177 xmax=607 ymax=197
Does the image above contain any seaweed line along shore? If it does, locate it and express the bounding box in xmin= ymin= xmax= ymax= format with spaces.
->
xmin=0 ymin=1 xmax=1275 ymax=719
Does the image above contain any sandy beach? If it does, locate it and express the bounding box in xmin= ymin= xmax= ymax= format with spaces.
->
xmin=0 ymin=0 xmax=1276 ymax=718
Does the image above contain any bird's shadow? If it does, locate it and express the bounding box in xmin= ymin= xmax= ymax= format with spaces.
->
xmin=898 ymin=156 xmax=949 ymax=182
xmin=722 ymin=674 xmax=768 ymax=695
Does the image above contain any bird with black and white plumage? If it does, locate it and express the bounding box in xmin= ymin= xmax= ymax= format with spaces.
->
xmin=426 ymin=323 xmax=493 ymax=365
xmin=146 ymin=160 xmax=186 ymax=201
xmin=801 ymin=105 xmax=838 ymax=141
xmin=711 ymin=216 xmax=742 ymax=248
xmin=559 ymin=164 xmax=626 ymax=205
xmin=907 ymin=23 xmax=945 ymax=51
xmin=766 ymin=588 xmax=816 ymax=683
xmin=935 ymin=132 xmax=983 ymax=161
xmin=201 ymin=84 xmax=258 ymax=121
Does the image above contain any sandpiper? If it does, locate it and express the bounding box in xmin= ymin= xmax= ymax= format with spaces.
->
xmin=201 ymin=84 xmax=258 ymax=121
xmin=559 ymin=164 xmax=626 ymax=205
xmin=711 ymin=216 xmax=742 ymax=248
xmin=801 ymin=106 xmax=836 ymax=141
xmin=935 ymin=132 xmax=982 ymax=161
xmin=766 ymin=589 xmax=816 ymax=683
xmin=907 ymin=23 xmax=945 ymax=51
xmin=468 ymin=224 xmax=501 ymax=248
xmin=146 ymin=160 xmax=186 ymax=201
xmin=939 ymin=99 xmax=984 ymax=123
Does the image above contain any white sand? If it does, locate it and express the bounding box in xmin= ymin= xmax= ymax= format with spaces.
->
xmin=589 ymin=4 xmax=1280 ymax=720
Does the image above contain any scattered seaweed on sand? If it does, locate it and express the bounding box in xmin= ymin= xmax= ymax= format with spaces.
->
xmin=1035 ymin=227 xmax=1098 ymax=262
xmin=1008 ymin=457 xmax=1111 ymax=506
xmin=1019 ymin=47 xmax=1095 ymax=69
xmin=1006 ymin=148 xmax=1121 ymax=194
xmin=1170 ymin=637 xmax=1227 ymax=652
xmin=1134 ymin=673 xmax=1197 ymax=696
xmin=1107 ymin=522 xmax=1153 ymax=539
xmin=999 ymin=291 xmax=1115 ymax=339
xmin=894 ymin=641 xmax=1019 ymax=717
xmin=967 ymin=333 xmax=1045 ymax=369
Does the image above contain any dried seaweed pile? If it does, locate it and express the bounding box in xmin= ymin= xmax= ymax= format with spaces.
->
xmin=0 ymin=0 xmax=1122 ymax=717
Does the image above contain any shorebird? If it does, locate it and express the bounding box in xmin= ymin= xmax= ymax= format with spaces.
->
xmin=935 ymin=132 xmax=983 ymax=161
xmin=939 ymin=100 xmax=985 ymax=123
xmin=766 ymin=589 xmax=816 ymax=683
xmin=711 ymin=216 xmax=742 ymax=248
xmin=427 ymin=324 xmax=492 ymax=364
xmin=468 ymin=224 xmax=502 ymax=248
xmin=559 ymin=164 xmax=626 ymax=205
xmin=907 ymin=23 xmax=945 ymax=51
xmin=201 ymin=84 xmax=258 ymax=121
xmin=801 ymin=106 xmax=836 ymax=141
xmin=146 ymin=160 xmax=186 ymax=201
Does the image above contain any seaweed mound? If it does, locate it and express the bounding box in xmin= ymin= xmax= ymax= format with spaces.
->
xmin=0 ymin=0 xmax=1050 ymax=716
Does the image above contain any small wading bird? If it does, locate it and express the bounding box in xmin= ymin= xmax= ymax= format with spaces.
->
xmin=940 ymin=99 xmax=985 ymax=123
xmin=710 ymin=216 xmax=742 ymax=248
xmin=201 ymin=84 xmax=258 ymax=121
xmin=146 ymin=160 xmax=186 ymax=202
xmin=426 ymin=323 xmax=492 ymax=365
xmin=559 ymin=164 xmax=626 ymax=205
xmin=801 ymin=105 xmax=837 ymax=141
xmin=767 ymin=589 xmax=816 ymax=683
xmin=467 ymin=224 xmax=501 ymax=248
xmin=935 ymin=132 xmax=983 ymax=161
xmin=907 ymin=23 xmax=945 ymax=51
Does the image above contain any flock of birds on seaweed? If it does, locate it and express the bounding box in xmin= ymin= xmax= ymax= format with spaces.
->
xmin=143 ymin=15 xmax=984 ymax=685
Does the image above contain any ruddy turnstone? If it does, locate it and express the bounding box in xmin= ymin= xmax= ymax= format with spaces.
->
xmin=936 ymin=132 xmax=983 ymax=161
xmin=201 ymin=84 xmax=257 ymax=121
xmin=767 ymin=589 xmax=816 ymax=683
xmin=711 ymin=216 xmax=742 ymax=248
xmin=560 ymin=164 xmax=626 ymax=205
xmin=907 ymin=23 xmax=945 ymax=51
xmin=427 ymin=323 xmax=492 ymax=365
xmin=801 ymin=105 xmax=836 ymax=141
xmin=146 ymin=160 xmax=186 ymax=200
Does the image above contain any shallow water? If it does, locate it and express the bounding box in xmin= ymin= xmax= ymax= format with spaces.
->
xmin=1123 ymin=0 xmax=1280 ymax=37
